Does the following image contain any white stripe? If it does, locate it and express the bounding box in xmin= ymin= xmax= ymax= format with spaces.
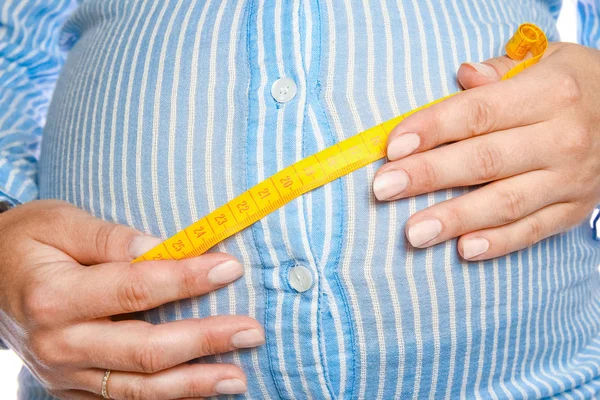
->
xmin=307 ymin=105 xmax=347 ymax=398
xmin=303 ymin=0 xmax=312 ymax=75
xmin=410 ymin=2 xmax=445 ymax=398
xmin=100 ymin=3 xmax=145 ymax=223
xmin=475 ymin=257 xmax=488 ymax=400
xmin=205 ymin=0 xmax=229 ymax=365
xmin=87 ymin=1 xmax=129 ymax=218
xmin=74 ymin=1 xmax=120 ymax=209
xmin=64 ymin=1 xmax=104 ymax=204
xmin=165 ymin=0 xmax=192 ymax=232
xmin=378 ymin=0 xmax=405 ymax=397
xmin=339 ymin=1 xmax=370 ymax=398
xmin=126 ymin=0 xmax=164 ymax=235
xmin=360 ymin=1 xmax=386 ymax=398
xmin=150 ymin=0 xmax=184 ymax=237
xmin=219 ymin=0 xmax=247 ymax=377
xmin=394 ymin=1 xmax=422 ymax=398
xmin=186 ymin=0 xmax=212 ymax=226
xmin=135 ymin=0 xmax=170 ymax=235
xmin=110 ymin=1 xmax=153 ymax=227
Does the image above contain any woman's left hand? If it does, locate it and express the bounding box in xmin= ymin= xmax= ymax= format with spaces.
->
xmin=373 ymin=42 xmax=600 ymax=261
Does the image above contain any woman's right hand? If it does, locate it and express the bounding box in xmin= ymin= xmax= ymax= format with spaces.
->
xmin=0 ymin=200 xmax=264 ymax=400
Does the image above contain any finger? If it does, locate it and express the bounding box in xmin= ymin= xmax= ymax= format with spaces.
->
xmin=457 ymin=57 xmax=520 ymax=89
xmin=457 ymin=201 xmax=585 ymax=261
xmin=457 ymin=42 xmax=565 ymax=90
xmin=80 ymin=364 xmax=247 ymax=399
xmin=64 ymin=253 xmax=245 ymax=319
xmin=385 ymin=62 xmax=578 ymax=161
xmin=69 ymin=317 xmax=264 ymax=372
xmin=374 ymin=122 xmax=550 ymax=201
xmin=402 ymin=170 xmax=564 ymax=248
xmin=26 ymin=201 xmax=162 ymax=264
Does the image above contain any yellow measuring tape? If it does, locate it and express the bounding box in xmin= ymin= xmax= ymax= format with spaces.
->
xmin=134 ymin=23 xmax=548 ymax=263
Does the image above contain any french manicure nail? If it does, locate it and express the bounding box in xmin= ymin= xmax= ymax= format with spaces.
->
xmin=215 ymin=378 xmax=247 ymax=395
xmin=231 ymin=328 xmax=266 ymax=348
xmin=128 ymin=235 xmax=163 ymax=259
xmin=207 ymin=260 xmax=244 ymax=285
xmin=462 ymin=238 xmax=490 ymax=260
xmin=407 ymin=219 xmax=443 ymax=247
xmin=465 ymin=62 xmax=497 ymax=79
xmin=373 ymin=170 xmax=410 ymax=201
xmin=387 ymin=133 xmax=420 ymax=160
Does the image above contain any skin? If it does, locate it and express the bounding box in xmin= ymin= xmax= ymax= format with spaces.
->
xmin=373 ymin=42 xmax=600 ymax=261
xmin=0 ymin=200 xmax=264 ymax=399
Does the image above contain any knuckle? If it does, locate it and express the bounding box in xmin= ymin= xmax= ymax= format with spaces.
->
xmin=414 ymin=160 xmax=438 ymax=192
xmin=122 ymin=377 xmax=148 ymax=400
xmin=565 ymin=126 xmax=593 ymax=160
xmin=466 ymin=97 xmax=495 ymax=135
xmin=28 ymin=334 xmax=66 ymax=368
xmin=45 ymin=203 xmax=75 ymax=224
xmin=184 ymin=379 xmax=210 ymax=398
xmin=117 ymin=270 xmax=153 ymax=312
xmin=555 ymin=72 xmax=581 ymax=105
xmin=445 ymin=206 xmax=469 ymax=234
xmin=471 ymin=142 xmax=503 ymax=181
xmin=524 ymin=216 xmax=544 ymax=246
xmin=198 ymin=329 xmax=221 ymax=357
xmin=132 ymin=340 xmax=164 ymax=373
xmin=498 ymin=188 xmax=526 ymax=223
xmin=21 ymin=281 xmax=58 ymax=326
xmin=422 ymin=110 xmax=443 ymax=144
xmin=180 ymin=265 xmax=201 ymax=298
xmin=95 ymin=223 xmax=122 ymax=259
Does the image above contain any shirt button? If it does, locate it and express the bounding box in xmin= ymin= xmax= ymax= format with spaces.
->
xmin=271 ymin=77 xmax=297 ymax=103
xmin=288 ymin=265 xmax=313 ymax=293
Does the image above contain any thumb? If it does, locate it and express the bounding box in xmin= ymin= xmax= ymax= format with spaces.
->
xmin=457 ymin=56 xmax=521 ymax=89
xmin=26 ymin=202 xmax=162 ymax=265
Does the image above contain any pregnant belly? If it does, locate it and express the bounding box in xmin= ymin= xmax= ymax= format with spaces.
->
xmin=37 ymin=1 xmax=600 ymax=398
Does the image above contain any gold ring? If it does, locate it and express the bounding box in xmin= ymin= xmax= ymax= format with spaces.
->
xmin=101 ymin=369 xmax=112 ymax=399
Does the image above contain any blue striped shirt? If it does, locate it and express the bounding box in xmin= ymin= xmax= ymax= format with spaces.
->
xmin=2 ymin=1 xmax=600 ymax=399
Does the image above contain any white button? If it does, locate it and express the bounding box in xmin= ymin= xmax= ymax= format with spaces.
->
xmin=288 ymin=265 xmax=313 ymax=292
xmin=271 ymin=77 xmax=297 ymax=103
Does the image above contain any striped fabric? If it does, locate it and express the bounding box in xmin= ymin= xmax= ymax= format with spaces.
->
xmin=579 ymin=0 xmax=600 ymax=47
xmin=2 ymin=1 xmax=600 ymax=399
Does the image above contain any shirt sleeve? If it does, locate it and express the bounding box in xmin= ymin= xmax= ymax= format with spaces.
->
xmin=0 ymin=0 xmax=77 ymax=206
xmin=578 ymin=0 xmax=600 ymax=48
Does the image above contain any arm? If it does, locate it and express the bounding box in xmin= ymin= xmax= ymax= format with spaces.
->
xmin=0 ymin=0 xmax=77 ymax=205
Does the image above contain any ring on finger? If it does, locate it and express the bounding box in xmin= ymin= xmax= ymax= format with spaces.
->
xmin=101 ymin=369 xmax=112 ymax=399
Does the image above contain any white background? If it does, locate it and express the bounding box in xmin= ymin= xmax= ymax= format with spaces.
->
xmin=0 ymin=2 xmax=581 ymax=399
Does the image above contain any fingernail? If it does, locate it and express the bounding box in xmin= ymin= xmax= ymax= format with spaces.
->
xmin=215 ymin=378 xmax=247 ymax=395
xmin=407 ymin=219 xmax=443 ymax=247
xmin=128 ymin=235 xmax=163 ymax=259
xmin=207 ymin=260 xmax=244 ymax=285
xmin=231 ymin=328 xmax=266 ymax=348
xmin=373 ymin=170 xmax=410 ymax=201
xmin=462 ymin=238 xmax=490 ymax=260
xmin=465 ymin=62 xmax=497 ymax=79
xmin=387 ymin=133 xmax=420 ymax=160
